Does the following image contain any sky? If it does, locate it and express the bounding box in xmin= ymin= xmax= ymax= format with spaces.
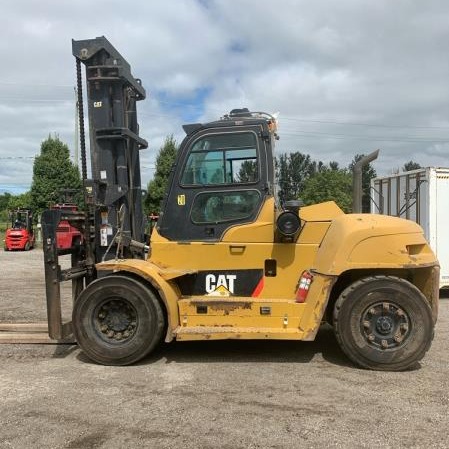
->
xmin=1 ymin=0 xmax=449 ymax=194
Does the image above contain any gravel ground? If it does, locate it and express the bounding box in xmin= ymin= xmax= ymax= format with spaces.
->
xmin=0 ymin=249 xmax=448 ymax=449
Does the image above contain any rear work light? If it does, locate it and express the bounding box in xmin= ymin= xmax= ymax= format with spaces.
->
xmin=295 ymin=271 xmax=314 ymax=303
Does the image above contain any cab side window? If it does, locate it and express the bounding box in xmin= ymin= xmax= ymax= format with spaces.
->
xmin=181 ymin=132 xmax=258 ymax=186
xmin=191 ymin=190 xmax=261 ymax=224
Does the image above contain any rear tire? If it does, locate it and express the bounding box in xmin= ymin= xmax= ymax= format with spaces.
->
xmin=24 ymin=242 xmax=30 ymax=251
xmin=73 ymin=275 xmax=165 ymax=365
xmin=333 ymin=276 xmax=434 ymax=371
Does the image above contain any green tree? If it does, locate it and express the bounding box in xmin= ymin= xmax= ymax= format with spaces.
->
xmin=328 ymin=161 xmax=340 ymax=171
xmin=0 ymin=193 xmax=11 ymax=221
xmin=349 ymin=154 xmax=377 ymax=213
xmin=276 ymin=152 xmax=323 ymax=204
xmin=237 ymin=160 xmax=258 ymax=182
xmin=30 ymin=135 xmax=82 ymax=218
xmin=144 ymin=135 xmax=178 ymax=214
xmin=7 ymin=191 xmax=32 ymax=210
xmin=403 ymin=160 xmax=422 ymax=172
xmin=0 ymin=192 xmax=11 ymax=210
xmin=301 ymin=169 xmax=353 ymax=213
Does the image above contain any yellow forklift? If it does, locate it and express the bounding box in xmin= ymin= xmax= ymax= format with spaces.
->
xmin=42 ymin=37 xmax=439 ymax=370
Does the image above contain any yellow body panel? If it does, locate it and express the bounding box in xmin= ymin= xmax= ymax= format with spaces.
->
xmin=175 ymin=327 xmax=305 ymax=341
xmin=178 ymin=297 xmax=306 ymax=330
xmin=97 ymin=201 xmax=439 ymax=343
xmin=175 ymin=272 xmax=333 ymax=341
xmin=297 ymin=222 xmax=332 ymax=244
xmin=150 ymin=240 xmax=319 ymax=298
xmin=313 ymin=213 xmax=437 ymax=274
xmin=300 ymin=201 xmax=344 ymax=221
xmin=221 ymin=197 xmax=275 ymax=242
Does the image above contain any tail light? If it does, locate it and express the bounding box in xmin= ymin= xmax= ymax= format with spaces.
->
xmin=295 ymin=271 xmax=314 ymax=303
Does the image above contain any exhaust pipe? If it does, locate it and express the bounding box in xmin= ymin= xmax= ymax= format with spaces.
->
xmin=352 ymin=150 xmax=379 ymax=213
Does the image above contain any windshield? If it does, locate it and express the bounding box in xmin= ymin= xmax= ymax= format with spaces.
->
xmin=181 ymin=132 xmax=258 ymax=186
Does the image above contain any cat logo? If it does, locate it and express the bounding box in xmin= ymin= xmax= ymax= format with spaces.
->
xmin=206 ymin=285 xmax=231 ymax=297
xmin=205 ymin=274 xmax=237 ymax=296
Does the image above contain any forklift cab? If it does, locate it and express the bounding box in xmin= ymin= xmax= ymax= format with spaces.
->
xmin=11 ymin=210 xmax=33 ymax=233
xmin=157 ymin=110 xmax=277 ymax=242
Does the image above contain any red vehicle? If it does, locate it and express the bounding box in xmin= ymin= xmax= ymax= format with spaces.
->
xmin=4 ymin=209 xmax=35 ymax=251
xmin=51 ymin=203 xmax=82 ymax=250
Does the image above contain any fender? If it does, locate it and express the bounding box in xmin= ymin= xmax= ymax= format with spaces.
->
xmin=313 ymin=214 xmax=438 ymax=275
xmin=96 ymin=259 xmax=188 ymax=342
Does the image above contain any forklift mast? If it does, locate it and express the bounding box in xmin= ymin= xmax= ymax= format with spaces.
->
xmin=9 ymin=209 xmax=33 ymax=231
xmin=73 ymin=36 xmax=148 ymax=262
xmin=41 ymin=36 xmax=148 ymax=339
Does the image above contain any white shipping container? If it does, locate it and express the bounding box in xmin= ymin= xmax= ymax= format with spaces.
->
xmin=370 ymin=167 xmax=449 ymax=289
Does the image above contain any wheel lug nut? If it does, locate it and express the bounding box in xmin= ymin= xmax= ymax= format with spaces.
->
xmin=115 ymin=332 xmax=123 ymax=340
xmin=368 ymin=334 xmax=375 ymax=342
xmin=400 ymin=324 xmax=409 ymax=331
xmin=98 ymin=313 xmax=105 ymax=319
xmin=369 ymin=308 xmax=376 ymax=316
xmin=107 ymin=330 xmax=114 ymax=338
xmin=363 ymin=320 xmax=370 ymax=329
xmin=100 ymin=325 xmax=108 ymax=333
xmin=381 ymin=339 xmax=388 ymax=348
xmin=394 ymin=334 xmax=403 ymax=343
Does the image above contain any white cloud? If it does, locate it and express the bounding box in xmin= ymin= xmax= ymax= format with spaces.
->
xmin=1 ymin=0 xmax=449 ymax=192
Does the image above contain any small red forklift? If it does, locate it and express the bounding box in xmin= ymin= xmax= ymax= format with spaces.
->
xmin=4 ymin=209 xmax=35 ymax=251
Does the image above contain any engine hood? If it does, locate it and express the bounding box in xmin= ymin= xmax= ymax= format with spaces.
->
xmin=313 ymin=212 xmax=437 ymax=274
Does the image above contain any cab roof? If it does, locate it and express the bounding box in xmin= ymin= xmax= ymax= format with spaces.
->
xmin=182 ymin=108 xmax=278 ymax=136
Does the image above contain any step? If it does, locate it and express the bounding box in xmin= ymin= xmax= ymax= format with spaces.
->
xmin=174 ymin=325 xmax=303 ymax=341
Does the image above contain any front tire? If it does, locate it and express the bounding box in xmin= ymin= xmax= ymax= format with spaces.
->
xmin=333 ymin=276 xmax=434 ymax=371
xmin=73 ymin=275 xmax=165 ymax=365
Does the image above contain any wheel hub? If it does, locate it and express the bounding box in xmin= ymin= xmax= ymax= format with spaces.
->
xmin=376 ymin=316 xmax=393 ymax=334
xmin=95 ymin=299 xmax=137 ymax=342
xmin=362 ymin=301 xmax=410 ymax=350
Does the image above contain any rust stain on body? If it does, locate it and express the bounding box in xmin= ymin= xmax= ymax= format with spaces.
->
xmin=191 ymin=301 xmax=251 ymax=312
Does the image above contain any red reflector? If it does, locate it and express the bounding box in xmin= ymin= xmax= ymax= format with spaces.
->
xmin=295 ymin=271 xmax=314 ymax=303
